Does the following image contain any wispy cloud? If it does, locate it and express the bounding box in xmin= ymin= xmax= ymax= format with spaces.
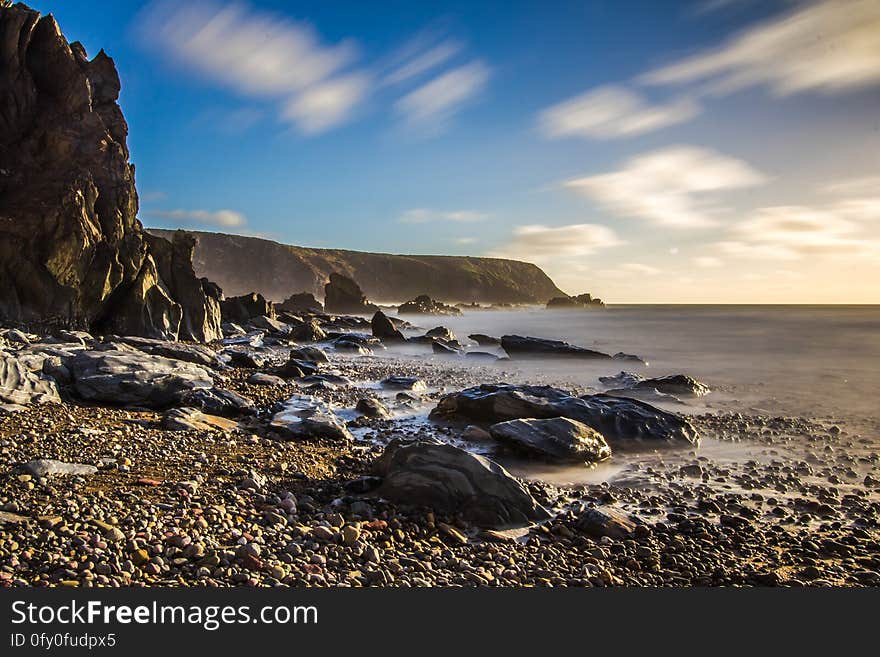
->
xmin=539 ymin=86 xmax=700 ymax=140
xmin=399 ymin=208 xmax=489 ymax=224
xmin=150 ymin=208 xmax=247 ymax=227
xmin=454 ymin=237 xmax=477 ymax=245
xmin=642 ymin=0 xmax=880 ymax=97
xmin=565 ymin=146 xmax=766 ymax=228
xmin=395 ymin=61 xmax=490 ymax=131
xmin=383 ymin=39 xmax=463 ymax=86
xmin=489 ymin=223 xmax=624 ymax=261
xmin=138 ymin=1 xmax=367 ymax=135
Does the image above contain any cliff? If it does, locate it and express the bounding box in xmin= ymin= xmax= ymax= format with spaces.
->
xmin=0 ymin=3 xmax=220 ymax=340
xmin=148 ymin=230 xmax=567 ymax=304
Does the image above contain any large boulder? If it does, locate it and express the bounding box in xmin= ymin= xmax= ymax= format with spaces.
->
xmin=220 ymin=292 xmax=274 ymax=324
xmin=278 ymin=292 xmax=322 ymax=314
xmin=371 ymin=438 xmax=550 ymax=528
xmin=66 ymin=349 xmax=213 ymax=408
xmin=398 ymin=295 xmax=461 ymax=316
xmin=0 ymin=354 xmax=61 ymax=404
xmin=370 ymin=310 xmax=405 ymax=342
xmin=0 ymin=4 xmax=217 ymax=340
xmin=323 ymin=273 xmax=377 ymax=314
xmin=500 ymin=335 xmax=611 ymax=359
xmin=430 ymin=383 xmax=698 ymax=448
xmin=546 ymin=293 xmax=604 ymax=309
xmin=488 ymin=417 xmax=611 ymax=463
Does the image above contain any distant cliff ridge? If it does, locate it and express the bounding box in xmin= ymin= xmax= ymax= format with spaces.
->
xmin=148 ymin=230 xmax=566 ymax=304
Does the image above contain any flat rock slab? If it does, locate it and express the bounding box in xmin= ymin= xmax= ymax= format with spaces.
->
xmin=372 ymin=438 xmax=550 ymax=529
xmin=270 ymin=394 xmax=353 ymax=441
xmin=431 ymin=383 xmax=698 ymax=448
xmin=381 ymin=376 xmax=427 ymax=392
xmin=66 ymin=350 xmax=213 ymax=408
xmin=163 ymin=408 xmax=238 ymax=432
xmin=488 ymin=417 xmax=611 ymax=463
xmin=24 ymin=459 xmax=97 ymax=477
xmin=575 ymin=507 xmax=637 ymax=539
xmin=0 ymin=354 xmax=61 ymax=405
xmin=500 ymin=335 xmax=611 ymax=359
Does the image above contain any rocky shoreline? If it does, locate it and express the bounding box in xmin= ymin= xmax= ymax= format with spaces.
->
xmin=1 ymin=311 xmax=878 ymax=588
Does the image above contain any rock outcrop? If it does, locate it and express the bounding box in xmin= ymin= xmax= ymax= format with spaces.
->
xmin=0 ymin=4 xmax=218 ymax=340
xmin=220 ymin=292 xmax=275 ymax=324
xmin=488 ymin=417 xmax=611 ymax=464
xmin=546 ymin=293 xmax=604 ymax=309
xmin=371 ymin=310 xmax=405 ymax=342
xmin=500 ymin=335 xmax=611 ymax=359
xmin=278 ymin=292 xmax=322 ymax=314
xmin=430 ymin=383 xmax=699 ymax=448
xmin=397 ymin=295 xmax=461 ymax=316
xmin=149 ymin=229 xmax=568 ymax=304
xmin=324 ymin=273 xmax=377 ymax=314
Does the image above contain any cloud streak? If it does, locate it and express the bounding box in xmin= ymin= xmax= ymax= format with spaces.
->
xmin=399 ymin=208 xmax=489 ymax=224
xmin=565 ymin=146 xmax=766 ymax=228
xmin=150 ymin=208 xmax=247 ymax=227
xmin=395 ymin=61 xmax=490 ymax=131
xmin=539 ymin=86 xmax=700 ymax=140
xmin=489 ymin=223 xmax=623 ymax=261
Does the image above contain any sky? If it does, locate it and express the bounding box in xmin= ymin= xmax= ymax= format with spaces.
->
xmin=33 ymin=0 xmax=880 ymax=303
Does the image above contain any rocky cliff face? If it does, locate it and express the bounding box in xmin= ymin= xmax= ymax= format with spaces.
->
xmin=0 ymin=3 xmax=219 ymax=341
xmin=149 ymin=230 xmax=567 ymax=305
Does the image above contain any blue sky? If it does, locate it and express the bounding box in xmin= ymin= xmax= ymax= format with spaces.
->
xmin=34 ymin=0 xmax=880 ymax=302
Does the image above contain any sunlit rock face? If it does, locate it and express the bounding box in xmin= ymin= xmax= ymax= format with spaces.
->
xmin=0 ymin=3 xmax=217 ymax=340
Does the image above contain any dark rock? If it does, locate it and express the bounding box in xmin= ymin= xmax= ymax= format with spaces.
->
xmin=356 ymin=397 xmax=391 ymax=419
xmin=300 ymin=373 xmax=350 ymax=386
xmin=500 ymin=335 xmax=611 ymax=359
xmin=371 ymin=437 xmax=550 ymax=528
xmin=324 ymin=273 xmax=377 ymax=314
xmin=248 ymin=315 xmax=288 ymax=334
xmin=179 ymin=387 xmax=255 ymax=417
xmin=220 ymin=293 xmax=275 ymax=324
xmin=398 ymin=295 xmax=461 ymax=316
xmin=613 ymin=352 xmax=648 ymax=365
xmin=331 ymin=337 xmax=372 ymax=355
xmin=469 ymin=334 xmax=501 ymax=346
xmin=432 ymin=341 xmax=460 ymax=356
xmin=465 ymin=351 xmax=499 ymax=361
xmin=488 ymin=417 xmax=611 ymax=463
xmin=288 ymin=346 xmax=328 ymax=363
xmin=600 ymin=372 xmax=709 ymax=397
xmin=430 ymin=383 xmax=699 ymax=448
xmin=575 ymin=507 xmax=636 ymax=539
xmin=344 ymin=476 xmax=383 ymax=494
xmin=66 ymin=349 xmax=213 ymax=408
xmin=278 ymin=292 xmax=322 ymax=314
xmin=0 ymin=354 xmax=61 ymax=404
xmin=290 ymin=319 xmax=327 ymax=342
xmin=381 ymin=376 xmax=427 ymax=392
xmin=224 ymin=350 xmax=264 ymax=369
xmin=546 ymin=293 xmax=604 ymax=309
xmin=274 ymin=357 xmax=318 ymax=379
xmin=371 ymin=310 xmax=405 ymax=342
xmin=0 ymin=6 xmax=215 ymax=339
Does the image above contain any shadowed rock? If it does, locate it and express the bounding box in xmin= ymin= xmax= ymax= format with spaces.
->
xmin=324 ymin=273 xmax=377 ymax=314
xmin=220 ymin=293 xmax=275 ymax=324
xmin=371 ymin=437 xmax=550 ymax=529
xmin=371 ymin=310 xmax=405 ymax=342
xmin=500 ymin=335 xmax=611 ymax=359
xmin=488 ymin=417 xmax=611 ymax=463
xmin=278 ymin=292 xmax=322 ymax=314
xmin=270 ymin=394 xmax=353 ymax=441
xmin=398 ymin=295 xmax=461 ymax=316
xmin=430 ymin=383 xmax=699 ymax=448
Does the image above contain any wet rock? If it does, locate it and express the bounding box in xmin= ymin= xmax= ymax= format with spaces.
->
xmin=356 ymin=397 xmax=391 ymax=419
xmin=602 ymin=372 xmax=709 ymax=397
xmin=221 ymin=293 xmax=275 ymax=324
xmin=270 ymin=394 xmax=353 ymax=441
xmin=381 ymin=376 xmax=427 ymax=392
xmin=488 ymin=417 xmax=611 ymax=463
xmin=575 ymin=507 xmax=636 ymax=539
xmin=371 ymin=438 xmax=550 ymax=528
xmin=432 ymin=341 xmax=461 ymax=356
xmin=371 ymin=311 xmax=405 ymax=342
xmin=612 ymin=352 xmax=648 ymax=365
xmin=500 ymin=335 xmax=611 ymax=359
xmin=398 ymin=295 xmax=461 ymax=316
xmin=162 ymin=408 xmax=237 ymax=432
xmin=24 ymin=459 xmax=97 ymax=477
xmin=0 ymin=354 xmax=61 ymax=404
xmin=274 ymin=358 xmax=318 ymax=379
xmin=431 ymin=384 xmax=698 ymax=447
xmin=332 ymin=338 xmax=372 ymax=355
xmin=249 ymin=315 xmax=288 ymax=334
xmin=324 ymin=273 xmax=378 ymax=314
xmin=179 ymin=387 xmax=255 ymax=417
xmin=465 ymin=351 xmax=499 ymax=361
xmin=224 ymin=350 xmax=264 ymax=369
xmin=469 ymin=334 xmax=501 ymax=346
xmin=66 ymin=349 xmax=213 ymax=408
